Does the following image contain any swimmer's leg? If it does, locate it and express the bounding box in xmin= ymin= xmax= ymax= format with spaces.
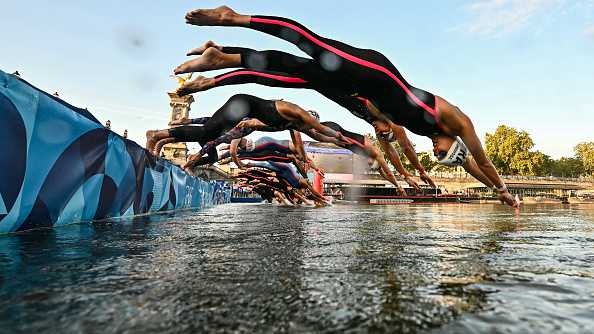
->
xmin=146 ymin=129 xmax=171 ymax=154
xmin=153 ymin=138 xmax=177 ymax=157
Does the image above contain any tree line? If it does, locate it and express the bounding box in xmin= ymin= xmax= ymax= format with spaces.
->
xmin=369 ymin=125 xmax=594 ymax=177
xmin=484 ymin=125 xmax=593 ymax=177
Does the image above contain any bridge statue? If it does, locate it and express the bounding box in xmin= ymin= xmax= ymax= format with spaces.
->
xmin=162 ymin=74 xmax=195 ymax=166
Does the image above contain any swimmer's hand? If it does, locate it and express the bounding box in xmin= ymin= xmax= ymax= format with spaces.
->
xmin=169 ymin=117 xmax=192 ymax=126
xmin=419 ymin=171 xmax=437 ymax=188
xmin=315 ymin=167 xmax=326 ymax=178
xmin=336 ymin=132 xmax=352 ymax=146
xmin=498 ymin=190 xmax=520 ymax=208
xmin=403 ymin=175 xmax=422 ymax=193
xmin=236 ymin=119 xmax=267 ymax=129
xmin=397 ymin=185 xmax=407 ymax=197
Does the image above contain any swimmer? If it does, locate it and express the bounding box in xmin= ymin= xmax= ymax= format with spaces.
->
xmin=244 ymin=160 xmax=330 ymax=205
xmin=145 ymin=94 xmax=349 ymax=164
xmin=170 ymin=94 xmax=352 ymax=170
xmin=176 ymin=6 xmax=517 ymax=207
xmin=236 ymin=170 xmax=320 ymax=206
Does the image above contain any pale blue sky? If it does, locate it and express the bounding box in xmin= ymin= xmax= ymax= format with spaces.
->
xmin=2 ymin=0 xmax=593 ymax=158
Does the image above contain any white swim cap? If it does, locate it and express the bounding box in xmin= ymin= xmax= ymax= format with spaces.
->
xmin=308 ymin=110 xmax=320 ymax=120
xmin=245 ymin=138 xmax=255 ymax=152
xmin=379 ymin=130 xmax=394 ymax=141
xmin=369 ymin=159 xmax=379 ymax=170
xmin=437 ymin=137 xmax=469 ymax=167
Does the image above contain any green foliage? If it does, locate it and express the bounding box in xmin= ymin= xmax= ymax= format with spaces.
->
xmin=418 ymin=151 xmax=438 ymax=172
xmin=366 ymin=126 xmax=591 ymax=178
xmin=485 ymin=125 xmax=547 ymax=176
xmin=574 ymin=142 xmax=594 ymax=175
xmin=548 ymin=157 xmax=584 ymax=177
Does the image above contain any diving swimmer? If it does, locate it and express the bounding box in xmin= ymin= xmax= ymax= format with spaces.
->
xmin=174 ymin=6 xmax=517 ymax=207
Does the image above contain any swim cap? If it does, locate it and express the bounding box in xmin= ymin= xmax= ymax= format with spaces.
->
xmin=308 ymin=110 xmax=320 ymax=120
xmin=379 ymin=130 xmax=394 ymax=141
xmin=437 ymin=137 xmax=469 ymax=167
xmin=369 ymin=160 xmax=379 ymax=170
xmin=244 ymin=138 xmax=255 ymax=152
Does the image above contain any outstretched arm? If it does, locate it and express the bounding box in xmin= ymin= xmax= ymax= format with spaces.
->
xmin=236 ymin=118 xmax=269 ymax=129
xmin=370 ymin=150 xmax=408 ymax=195
xmin=458 ymin=117 xmax=517 ymax=207
xmin=300 ymin=121 xmax=350 ymax=146
xmin=462 ymin=157 xmax=494 ymax=189
xmin=377 ymin=137 xmax=410 ymax=177
xmin=392 ymin=125 xmax=436 ymax=188
xmin=290 ymin=130 xmax=307 ymax=161
xmin=377 ymin=137 xmax=421 ymax=191
xmin=229 ymin=139 xmax=245 ymax=169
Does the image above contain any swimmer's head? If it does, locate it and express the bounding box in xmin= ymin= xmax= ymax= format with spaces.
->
xmin=308 ymin=110 xmax=320 ymax=120
xmin=372 ymin=120 xmax=393 ymax=141
xmin=378 ymin=130 xmax=394 ymax=141
xmin=432 ymin=136 xmax=468 ymax=167
xmin=368 ymin=159 xmax=380 ymax=170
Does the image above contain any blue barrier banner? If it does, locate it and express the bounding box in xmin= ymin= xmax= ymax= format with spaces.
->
xmin=0 ymin=70 xmax=230 ymax=234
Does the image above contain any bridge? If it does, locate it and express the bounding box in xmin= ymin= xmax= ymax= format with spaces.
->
xmin=428 ymin=174 xmax=594 ymax=196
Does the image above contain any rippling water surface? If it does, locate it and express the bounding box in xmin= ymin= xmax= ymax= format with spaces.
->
xmin=1 ymin=204 xmax=594 ymax=333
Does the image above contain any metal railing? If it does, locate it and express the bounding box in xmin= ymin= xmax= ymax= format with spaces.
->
xmin=424 ymin=172 xmax=594 ymax=183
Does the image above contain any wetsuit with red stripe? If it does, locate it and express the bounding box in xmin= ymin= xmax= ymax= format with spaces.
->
xmin=214 ymin=47 xmax=376 ymax=124
xmin=248 ymin=161 xmax=302 ymax=188
xmin=245 ymin=170 xmax=292 ymax=193
xmin=220 ymin=147 xmax=292 ymax=163
xmin=320 ymin=121 xmax=368 ymax=156
xmin=215 ymin=16 xmax=444 ymax=137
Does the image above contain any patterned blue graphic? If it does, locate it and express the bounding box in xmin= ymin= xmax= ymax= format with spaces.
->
xmin=0 ymin=70 xmax=230 ymax=234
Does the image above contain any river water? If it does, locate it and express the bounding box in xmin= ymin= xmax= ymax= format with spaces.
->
xmin=1 ymin=203 xmax=593 ymax=333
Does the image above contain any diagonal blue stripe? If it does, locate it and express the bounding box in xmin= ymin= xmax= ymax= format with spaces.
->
xmin=0 ymin=193 xmax=6 ymax=214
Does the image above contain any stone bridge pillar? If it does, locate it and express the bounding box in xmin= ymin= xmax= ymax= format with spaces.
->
xmin=162 ymin=92 xmax=195 ymax=166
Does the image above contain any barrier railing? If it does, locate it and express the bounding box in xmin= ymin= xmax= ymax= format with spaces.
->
xmin=0 ymin=70 xmax=230 ymax=233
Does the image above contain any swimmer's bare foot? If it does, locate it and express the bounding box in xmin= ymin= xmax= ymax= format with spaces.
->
xmin=184 ymin=6 xmax=248 ymax=26
xmin=175 ymin=47 xmax=239 ymax=74
xmin=187 ymin=40 xmax=221 ymax=56
xmin=176 ymin=76 xmax=216 ymax=96
xmin=146 ymin=130 xmax=158 ymax=154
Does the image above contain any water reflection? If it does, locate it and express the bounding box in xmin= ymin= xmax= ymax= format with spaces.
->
xmin=0 ymin=204 xmax=593 ymax=333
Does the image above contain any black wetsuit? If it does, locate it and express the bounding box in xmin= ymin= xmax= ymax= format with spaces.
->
xmin=220 ymin=139 xmax=293 ymax=162
xmin=214 ymin=48 xmax=376 ymax=124
xmin=320 ymin=121 xmax=368 ymax=156
xmin=249 ymin=161 xmax=302 ymax=188
xmin=211 ymin=16 xmax=444 ymax=137
xmin=168 ymin=94 xmax=294 ymax=159
xmin=167 ymin=123 xmax=219 ymax=164
xmin=220 ymin=148 xmax=292 ymax=163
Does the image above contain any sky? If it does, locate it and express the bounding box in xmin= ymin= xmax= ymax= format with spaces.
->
xmin=2 ymin=0 xmax=593 ymax=158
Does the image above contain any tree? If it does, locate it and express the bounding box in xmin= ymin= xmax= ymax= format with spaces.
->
xmin=575 ymin=142 xmax=594 ymax=176
xmin=549 ymin=157 xmax=584 ymax=178
xmin=485 ymin=125 xmax=547 ymax=176
xmin=417 ymin=151 xmax=438 ymax=172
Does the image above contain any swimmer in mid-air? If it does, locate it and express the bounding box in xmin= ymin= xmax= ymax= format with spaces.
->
xmin=145 ymin=93 xmax=350 ymax=167
xmin=174 ymin=44 xmax=436 ymax=188
xmin=174 ymin=5 xmax=518 ymax=207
